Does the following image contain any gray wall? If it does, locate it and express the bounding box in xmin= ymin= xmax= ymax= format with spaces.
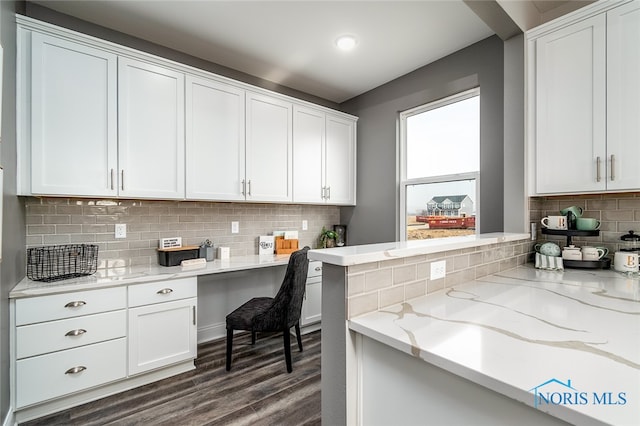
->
xmin=340 ymin=36 xmax=506 ymax=245
xmin=1 ymin=1 xmax=25 ymax=421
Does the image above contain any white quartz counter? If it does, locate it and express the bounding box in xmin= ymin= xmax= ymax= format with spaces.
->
xmin=349 ymin=265 xmax=640 ymax=426
xmin=308 ymin=232 xmax=529 ymax=266
xmin=11 ymin=254 xmax=291 ymax=298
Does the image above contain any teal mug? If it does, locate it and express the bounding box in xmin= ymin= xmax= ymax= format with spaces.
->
xmin=576 ymin=217 xmax=600 ymax=230
xmin=560 ymin=206 xmax=583 ymax=218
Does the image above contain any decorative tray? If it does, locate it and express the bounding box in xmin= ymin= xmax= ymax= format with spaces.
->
xmin=563 ymin=258 xmax=611 ymax=269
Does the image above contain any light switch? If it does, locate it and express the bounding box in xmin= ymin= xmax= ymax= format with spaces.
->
xmin=115 ymin=224 xmax=127 ymax=239
xmin=231 ymin=221 xmax=239 ymax=234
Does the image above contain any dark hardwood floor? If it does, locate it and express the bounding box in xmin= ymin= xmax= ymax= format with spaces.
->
xmin=21 ymin=330 xmax=321 ymax=426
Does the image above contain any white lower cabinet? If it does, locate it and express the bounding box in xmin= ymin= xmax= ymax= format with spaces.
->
xmin=12 ymin=278 xmax=198 ymax=414
xmin=300 ymin=261 xmax=322 ymax=331
xmin=16 ymin=338 xmax=126 ymax=408
xmin=127 ymin=278 xmax=197 ymax=375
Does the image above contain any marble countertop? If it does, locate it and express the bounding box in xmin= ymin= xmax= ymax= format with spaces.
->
xmin=308 ymin=232 xmax=529 ymax=266
xmin=12 ymin=254 xmax=291 ymax=298
xmin=349 ymin=265 xmax=640 ymax=426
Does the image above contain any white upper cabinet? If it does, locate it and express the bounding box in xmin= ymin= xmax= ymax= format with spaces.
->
xmin=293 ymin=106 xmax=325 ymax=203
xmin=30 ymin=33 xmax=118 ymax=197
xmin=185 ymin=76 xmax=246 ymax=201
xmin=245 ymin=92 xmax=293 ymax=202
xmin=118 ymin=58 xmax=185 ymax=199
xmin=325 ymin=114 xmax=356 ymax=205
xmin=534 ymin=14 xmax=606 ymax=194
xmin=528 ymin=1 xmax=640 ymax=195
xmin=606 ymin=1 xmax=640 ymax=191
xmin=293 ymin=106 xmax=356 ymax=205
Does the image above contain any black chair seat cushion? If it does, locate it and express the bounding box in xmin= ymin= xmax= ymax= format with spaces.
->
xmin=226 ymin=297 xmax=274 ymax=330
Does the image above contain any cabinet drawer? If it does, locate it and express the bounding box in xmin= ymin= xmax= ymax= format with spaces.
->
xmin=15 ymin=287 xmax=126 ymax=325
xmin=16 ymin=310 xmax=126 ymax=359
xmin=16 ymin=338 xmax=126 ymax=408
xmin=128 ymin=277 xmax=197 ymax=307
xmin=308 ymin=261 xmax=322 ymax=278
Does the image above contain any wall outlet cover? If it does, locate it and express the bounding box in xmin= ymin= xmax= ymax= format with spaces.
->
xmin=115 ymin=223 xmax=127 ymax=239
xmin=431 ymin=260 xmax=446 ymax=280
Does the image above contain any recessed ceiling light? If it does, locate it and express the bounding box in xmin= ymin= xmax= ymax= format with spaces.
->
xmin=335 ymin=35 xmax=358 ymax=51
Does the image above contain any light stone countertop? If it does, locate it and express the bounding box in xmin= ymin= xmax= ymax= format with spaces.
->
xmin=349 ymin=265 xmax=640 ymax=426
xmin=308 ymin=232 xmax=530 ymax=266
xmin=11 ymin=254 xmax=292 ymax=298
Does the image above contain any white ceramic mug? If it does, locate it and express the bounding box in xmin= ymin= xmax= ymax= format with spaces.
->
xmin=541 ymin=215 xmax=568 ymax=230
xmin=562 ymin=245 xmax=582 ymax=260
xmin=582 ymin=246 xmax=606 ymax=261
xmin=614 ymin=252 xmax=639 ymax=272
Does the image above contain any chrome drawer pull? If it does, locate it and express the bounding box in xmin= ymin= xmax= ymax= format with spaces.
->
xmin=64 ymin=301 xmax=86 ymax=308
xmin=157 ymin=288 xmax=173 ymax=295
xmin=65 ymin=366 xmax=87 ymax=375
xmin=314 ymin=266 xmax=322 ymax=271
xmin=65 ymin=329 xmax=87 ymax=337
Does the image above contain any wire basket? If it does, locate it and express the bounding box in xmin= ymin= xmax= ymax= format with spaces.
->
xmin=27 ymin=244 xmax=99 ymax=282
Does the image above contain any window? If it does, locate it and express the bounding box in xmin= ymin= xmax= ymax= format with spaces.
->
xmin=399 ymin=89 xmax=480 ymax=241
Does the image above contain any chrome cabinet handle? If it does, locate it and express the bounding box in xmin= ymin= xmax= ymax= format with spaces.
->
xmin=241 ymin=179 xmax=246 ymax=196
xmin=596 ymin=157 xmax=601 ymax=182
xmin=247 ymin=180 xmax=251 ymax=196
xmin=65 ymin=366 xmax=86 ymax=375
xmin=192 ymin=306 xmax=196 ymax=325
xmin=110 ymin=169 xmax=115 ymax=190
xmin=121 ymin=170 xmax=125 ymax=191
xmin=326 ymin=186 xmax=331 ymax=200
xmin=610 ymin=155 xmax=615 ymax=181
xmin=156 ymin=288 xmax=173 ymax=295
xmin=321 ymin=187 xmax=326 ymax=199
xmin=64 ymin=301 xmax=86 ymax=308
xmin=65 ymin=329 xmax=87 ymax=337
xmin=314 ymin=266 xmax=322 ymax=271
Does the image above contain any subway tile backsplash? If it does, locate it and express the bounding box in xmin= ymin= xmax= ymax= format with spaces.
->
xmin=529 ymin=192 xmax=640 ymax=253
xmin=25 ymin=197 xmax=340 ymax=268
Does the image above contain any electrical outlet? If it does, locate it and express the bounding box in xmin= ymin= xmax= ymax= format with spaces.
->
xmin=430 ymin=260 xmax=446 ymax=280
xmin=302 ymin=220 xmax=308 ymax=231
xmin=231 ymin=221 xmax=239 ymax=234
xmin=115 ymin=224 xmax=127 ymax=239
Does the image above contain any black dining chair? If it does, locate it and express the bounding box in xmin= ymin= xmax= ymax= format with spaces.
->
xmin=225 ymin=246 xmax=310 ymax=373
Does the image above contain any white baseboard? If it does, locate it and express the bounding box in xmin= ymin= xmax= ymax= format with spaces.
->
xmin=197 ymin=322 xmax=226 ymax=344
xmin=3 ymin=406 xmax=15 ymax=426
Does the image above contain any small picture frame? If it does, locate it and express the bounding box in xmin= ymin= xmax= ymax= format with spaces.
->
xmin=333 ymin=225 xmax=347 ymax=247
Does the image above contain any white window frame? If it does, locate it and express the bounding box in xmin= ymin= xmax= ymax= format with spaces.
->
xmin=398 ymin=88 xmax=480 ymax=241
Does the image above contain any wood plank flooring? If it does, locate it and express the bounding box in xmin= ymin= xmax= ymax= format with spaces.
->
xmin=21 ymin=330 xmax=321 ymax=426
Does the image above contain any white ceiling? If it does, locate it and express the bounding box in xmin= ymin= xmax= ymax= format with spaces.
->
xmin=30 ymin=1 xmax=496 ymax=103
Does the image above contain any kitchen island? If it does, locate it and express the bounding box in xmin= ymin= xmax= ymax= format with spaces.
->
xmin=308 ymin=234 xmax=639 ymax=426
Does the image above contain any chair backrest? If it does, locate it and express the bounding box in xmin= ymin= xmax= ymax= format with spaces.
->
xmin=253 ymin=246 xmax=310 ymax=331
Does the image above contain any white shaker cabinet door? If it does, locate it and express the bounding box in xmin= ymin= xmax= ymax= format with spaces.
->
xmin=325 ymin=114 xmax=356 ymax=205
xmin=118 ymin=58 xmax=185 ymax=199
xmin=293 ymin=105 xmax=325 ymax=203
xmin=606 ymin=1 xmax=640 ymax=191
xmin=128 ymin=297 xmax=197 ymax=376
xmin=245 ymin=92 xmax=293 ymax=202
xmin=186 ymin=76 xmax=246 ymax=201
xmin=30 ymin=33 xmax=118 ymax=197
xmin=535 ymin=14 xmax=606 ymax=194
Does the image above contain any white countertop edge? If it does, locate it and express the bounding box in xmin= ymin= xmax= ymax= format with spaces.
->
xmin=349 ymin=319 xmax=601 ymax=426
xmin=308 ymin=233 xmax=530 ymax=266
xmin=11 ymin=254 xmax=291 ymax=298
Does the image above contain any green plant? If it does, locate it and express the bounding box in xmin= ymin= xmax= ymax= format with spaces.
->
xmin=319 ymin=226 xmax=337 ymax=248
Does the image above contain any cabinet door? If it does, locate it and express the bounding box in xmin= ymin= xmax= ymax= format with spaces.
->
xmin=128 ymin=298 xmax=196 ymax=375
xmin=326 ymin=114 xmax=356 ymax=205
xmin=118 ymin=58 xmax=185 ymax=199
xmin=535 ymin=14 xmax=606 ymax=193
xmin=186 ymin=76 xmax=246 ymax=201
xmin=293 ymin=105 xmax=325 ymax=203
xmin=246 ymin=92 xmax=292 ymax=202
xmin=606 ymin=1 xmax=640 ymax=191
xmin=301 ymin=276 xmax=322 ymax=327
xmin=31 ymin=33 xmax=117 ymax=197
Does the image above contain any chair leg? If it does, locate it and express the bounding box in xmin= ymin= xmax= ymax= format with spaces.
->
xmin=283 ymin=328 xmax=292 ymax=373
xmin=226 ymin=329 xmax=233 ymax=371
xmin=251 ymin=331 xmax=256 ymax=345
xmin=295 ymin=322 xmax=303 ymax=352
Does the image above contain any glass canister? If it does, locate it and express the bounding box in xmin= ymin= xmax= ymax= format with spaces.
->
xmin=620 ymin=230 xmax=640 ymax=253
